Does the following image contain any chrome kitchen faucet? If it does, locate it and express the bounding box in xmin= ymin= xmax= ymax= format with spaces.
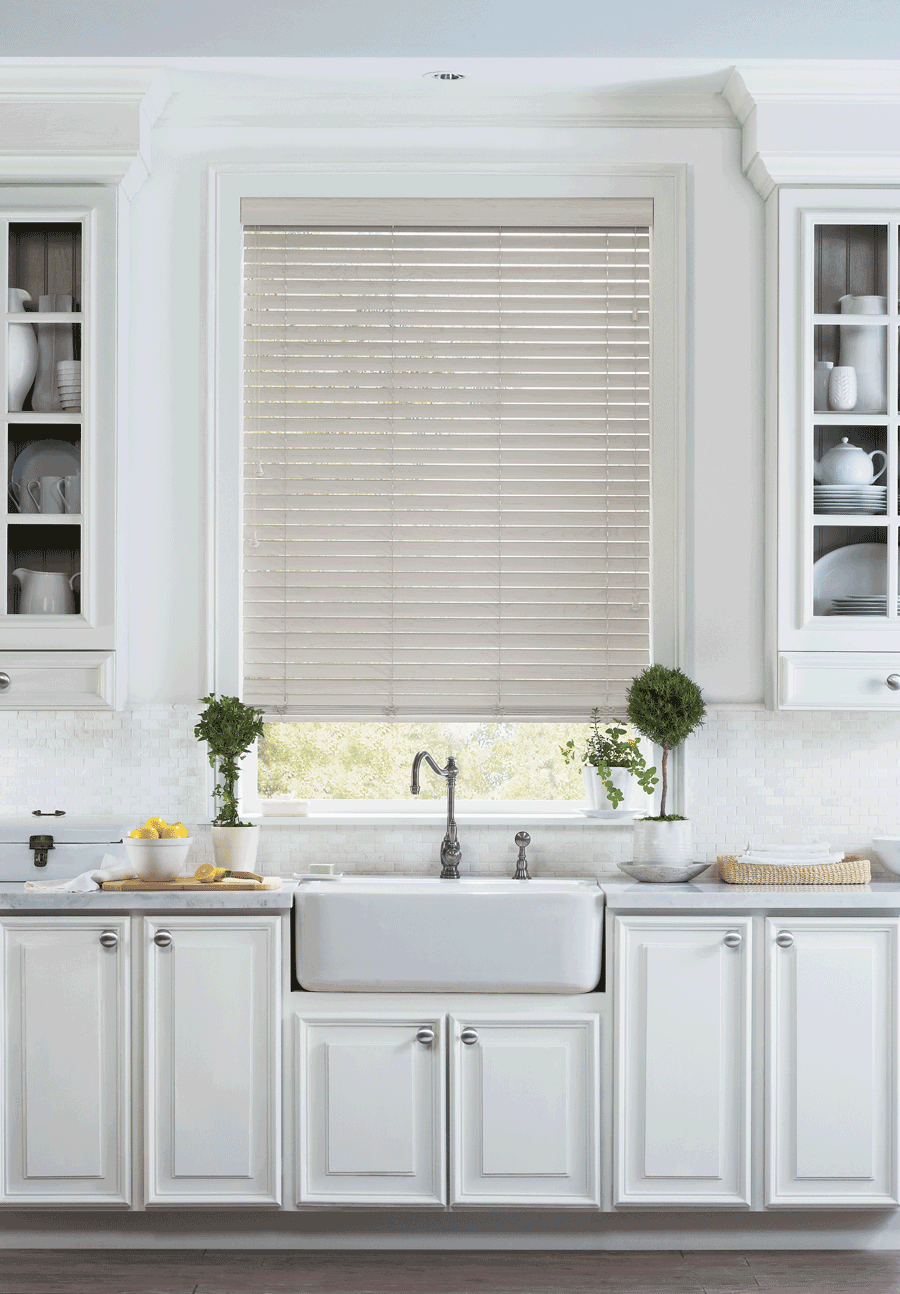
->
xmin=410 ymin=751 xmax=461 ymax=879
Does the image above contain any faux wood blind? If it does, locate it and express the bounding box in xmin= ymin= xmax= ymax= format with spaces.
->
xmin=242 ymin=209 xmax=651 ymax=720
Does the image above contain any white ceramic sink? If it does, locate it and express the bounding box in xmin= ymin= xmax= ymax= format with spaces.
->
xmin=294 ymin=877 xmax=604 ymax=993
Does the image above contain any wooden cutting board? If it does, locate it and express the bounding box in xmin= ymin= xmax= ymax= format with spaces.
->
xmin=101 ymin=876 xmax=283 ymax=892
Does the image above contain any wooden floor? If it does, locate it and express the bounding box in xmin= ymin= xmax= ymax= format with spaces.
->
xmin=1 ymin=1251 xmax=899 ymax=1294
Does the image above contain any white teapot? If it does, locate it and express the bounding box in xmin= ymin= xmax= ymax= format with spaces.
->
xmin=813 ymin=437 xmax=886 ymax=486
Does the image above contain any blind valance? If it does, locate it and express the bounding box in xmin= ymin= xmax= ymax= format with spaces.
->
xmin=242 ymin=209 xmax=651 ymax=720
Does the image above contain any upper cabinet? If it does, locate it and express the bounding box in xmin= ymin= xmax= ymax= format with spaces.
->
xmin=774 ymin=189 xmax=900 ymax=709
xmin=0 ymin=187 xmax=122 ymax=708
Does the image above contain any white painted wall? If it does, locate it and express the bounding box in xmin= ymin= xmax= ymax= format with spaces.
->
xmin=125 ymin=108 xmax=763 ymax=706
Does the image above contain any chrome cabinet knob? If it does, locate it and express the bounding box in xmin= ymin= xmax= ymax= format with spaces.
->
xmin=416 ymin=1027 xmax=435 ymax=1045
xmin=888 ymin=674 xmax=900 ymax=691
xmin=0 ymin=672 xmax=10 ymax=692
xmin=776 ymin=930 xmax=794 ymax=948
xmin=99 ymin=930 xmax=118 ymax=949
xmin=153 ymin=930 xmax=172 ymax=948
xmin=723 ymin=930 xmax=742 ymax=948
xmin=460 ymin=1027 xmax=479 ymax=1046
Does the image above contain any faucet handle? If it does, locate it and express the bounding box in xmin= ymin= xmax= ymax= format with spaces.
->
xmin=513 ymin=831 xmax=531 ymax=880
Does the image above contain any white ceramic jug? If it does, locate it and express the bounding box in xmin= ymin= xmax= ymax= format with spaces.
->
xmin=814 ymin=437 xmax=887 ymax=485
xmin=12 ymin=569 xmax=78 ymax=615
xmin=838 ymin=294 xmax=887 ymax=413
xmin=7 ymin=289 xmax=37 ymax=414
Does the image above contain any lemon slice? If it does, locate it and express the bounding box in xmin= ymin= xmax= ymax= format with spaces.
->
xmin=130 ymin=826 xmax=159 ymax=839
xmin=145 ymin=816 xmax=168 ymax=832
xmin=194 ymin=862 xmax=219 ymax=882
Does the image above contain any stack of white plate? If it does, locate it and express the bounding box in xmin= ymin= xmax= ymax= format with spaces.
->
xmin=814 ymin=484 xmax=886 ymax=514
xmin=828 ymin=595 xmax=900 ymax=615
xmin=56 ymin=360 xmax=81 ymax=412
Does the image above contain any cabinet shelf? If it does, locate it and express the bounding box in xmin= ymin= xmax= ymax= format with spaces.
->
xmin=3 ymin=412 xmax=81 ymax=425
xmin=7 ymin=514 xmax=81 ymax=524
xmin=4 ymin=312 xmax=83 ymax=324
xmin=813 ymin=313 xmax=891 ymax=325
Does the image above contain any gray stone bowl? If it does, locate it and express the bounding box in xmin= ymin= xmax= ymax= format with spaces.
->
xmin=617 ymin=861 xmax=710 ymax=884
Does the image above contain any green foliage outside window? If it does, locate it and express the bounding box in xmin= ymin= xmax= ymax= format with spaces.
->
xmin=258 ymin=721 xmax=591 ymax=802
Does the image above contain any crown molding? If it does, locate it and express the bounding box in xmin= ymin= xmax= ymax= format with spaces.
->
xmin=725 ymin=63 xmax=900 ymax=199
xmin=0 ymin=65 xmax=169 ymax=199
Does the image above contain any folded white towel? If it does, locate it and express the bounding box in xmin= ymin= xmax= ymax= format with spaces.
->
xmin=24 ymin=855 xmax=135 ymax=893
xmin=740 ymin=850 xmax=844 ymax=867
xmin=748 ymin=842 xmax=831 ymax=856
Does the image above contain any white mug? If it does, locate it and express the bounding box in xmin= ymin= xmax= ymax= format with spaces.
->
xmin=57 ymin=473 xmax=81 ymax=514
xmin=26 ymin=475 xmax=64 ymax=515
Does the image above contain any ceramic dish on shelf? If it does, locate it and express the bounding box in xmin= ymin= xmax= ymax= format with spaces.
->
xmin=10 ymin=440 xmax=80 ymax=514
xmin=812 ymin=542 xmax=893 ymax=617
xmin=617 ymin=861 xmax=710 ymax=884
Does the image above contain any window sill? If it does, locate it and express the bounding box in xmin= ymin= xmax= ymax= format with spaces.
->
xmin=215 ymin=811 xmax=636 ymax=827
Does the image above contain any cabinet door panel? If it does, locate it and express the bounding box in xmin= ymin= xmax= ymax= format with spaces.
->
xmin=145 ymin=917 xmax=280 ymax=1206
xmin=615 ymin=916 xmax=751 ymax=1207
xmin=450 ymin=1014 xmax=600 ymax=1208
xmin=767 ymin=917 xmax=898 ymax=1207
xmin=297 ymin=1015 xmax=445 ymax=1205
xmin=0 ymin=917 xmax=129 ymax=1205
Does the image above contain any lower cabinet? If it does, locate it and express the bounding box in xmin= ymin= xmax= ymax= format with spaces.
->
xmin=767 ymin=917 xmax=899 ymax=1208
xmin=614 ymin=916 xmax=752 ymax=1207
xmin=144 ymin=917 xmax=281 ymax=1206
xmin=0 ymin=917 xmax=130 ymax=1206
xmin=296 ymin=1015 xmax=446 ymax=1206
xmin=294 ymin=1011 xmax=600 ymax=1209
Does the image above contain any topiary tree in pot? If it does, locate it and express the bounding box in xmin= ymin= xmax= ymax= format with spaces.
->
xmin=626 ymin=664 xmax=705 ymax=866
xmin=195 ymin=693 xmax=265 ymax=870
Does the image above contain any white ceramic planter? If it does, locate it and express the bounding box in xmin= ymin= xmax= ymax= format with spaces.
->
xmin=582 ymin=764 xmax=653 ymax=812
xmin=211 ymin=824 xmax=261 ymax=871
xmin=632 ymin=818 xmax=693 ymax=866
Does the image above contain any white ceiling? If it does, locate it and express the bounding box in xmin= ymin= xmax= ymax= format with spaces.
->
xmin=0 ymin=0 xmax=898 ymax=61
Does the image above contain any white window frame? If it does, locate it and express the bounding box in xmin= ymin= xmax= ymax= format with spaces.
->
xmin=206 ymin=163 xmax=686 ymax=819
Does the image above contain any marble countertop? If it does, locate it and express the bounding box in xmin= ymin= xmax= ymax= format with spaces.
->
xmin=600 ymin=878 xmax=900 ymax=910
xmin=0 ymin=883 xmax=295 ymax=912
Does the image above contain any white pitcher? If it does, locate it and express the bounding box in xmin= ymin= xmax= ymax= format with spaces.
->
xmin=12 ymin=569 xmax=78 ymax=615
xmin=8 ymin=289 xmax=38 ymax=414
xmin=838 ymin=294 xmax=887 ymax=413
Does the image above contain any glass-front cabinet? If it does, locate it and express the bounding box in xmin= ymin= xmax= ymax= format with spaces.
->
xmin=775 ymin=190 xmax=900 ymax=708
xmin=0 ymin=188 xmax=120 ymax=708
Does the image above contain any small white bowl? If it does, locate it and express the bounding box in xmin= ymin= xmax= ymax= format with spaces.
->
xmin=871 ymin=838 xmax=900 ymax=877
xmin=123 ymin=835 xmax=193 ymax=880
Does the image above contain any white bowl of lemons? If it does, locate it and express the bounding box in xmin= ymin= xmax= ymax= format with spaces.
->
xmin=123 ymin=817 xmax=193 ymax=880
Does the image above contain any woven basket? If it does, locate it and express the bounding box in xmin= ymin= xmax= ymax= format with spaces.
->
xmin=718 ymin=854 xmax=871 ymax=885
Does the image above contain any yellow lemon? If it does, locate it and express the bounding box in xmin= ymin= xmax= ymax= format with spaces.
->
xmin=130 ymin=826 xmax=159 ymax=839
xmin=194 ymin=862 xmax=226 ymax=882
xmin=144 ymin=816 xmax=168 ymax=832
xmin=157 ymin=825 xmax=182 ymax=839
xmin=171 ymin=822 xmax=189 ymax=838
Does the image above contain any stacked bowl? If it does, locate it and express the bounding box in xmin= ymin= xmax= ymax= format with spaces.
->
xmin=56 ymin=360 xmax=81 ymax=412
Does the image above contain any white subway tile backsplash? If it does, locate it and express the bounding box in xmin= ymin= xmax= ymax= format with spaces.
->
xmin=3 ymin=702 xmax=899 ymax=879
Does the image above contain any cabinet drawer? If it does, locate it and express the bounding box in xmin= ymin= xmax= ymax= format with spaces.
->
xmin=0 ymin=652 xmax=115 ymax=708
xmin=779 ymin=653 xmax=900 ymax=709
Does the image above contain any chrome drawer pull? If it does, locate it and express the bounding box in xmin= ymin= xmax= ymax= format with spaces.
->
xmin=153 ymin=930 xmax=172 ymax=948
xmin=99 ymin=930 xmax=118 ymax=949
xmin=460 ymin=1027 xmax=479 ymax=1045
xmin=776 ymin=930 xmax=794 ymax=948
xmin=723 ymin=930 xmax=742 ymax=948
xmin=416 ymin=1027 xmax=435 ymax=1044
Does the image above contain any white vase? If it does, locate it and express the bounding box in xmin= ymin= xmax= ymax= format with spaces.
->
xmin=632 ymin=818 xmax=693 ymax=866
xmin=211 ymin=824 xmax=261 ymax=871
xmin=813 ymin=360 xmax=833 ymax=412
xmin=828 ymin=365 xmax=857 ymax=412
xmin=8 ymin=289 xmax=38 ymax=413
xmin=582 ymin=765 xmax=642 ymax=811
xmin=838 ymin=294 xmax=887 ymax=413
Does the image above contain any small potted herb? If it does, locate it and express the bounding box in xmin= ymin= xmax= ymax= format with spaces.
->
xmin=195 ymin=693 xmax=265 ymax=871
xmin=626 ymin=664 xmax=705 ymax=866
xmin=561 ymin=710 xmax=657 ymax=810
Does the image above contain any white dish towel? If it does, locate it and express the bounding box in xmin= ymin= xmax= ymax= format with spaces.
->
xmin=24 ymin=856 xmax=135 ymax=893
xmin=739 ymin=842 xmax=844 ymax=867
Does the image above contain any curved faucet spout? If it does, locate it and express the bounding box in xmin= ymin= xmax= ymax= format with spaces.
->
xmin=410 ymin=750 xmax=461 ymax=878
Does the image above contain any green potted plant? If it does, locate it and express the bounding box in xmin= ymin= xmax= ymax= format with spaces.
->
xmin=561 ymin=710 xmax=657 ymax=811
xmin=195 ymin=693 xmax=265 ymax=871
xmin=625 ymin=664 xmax=705 ymax=865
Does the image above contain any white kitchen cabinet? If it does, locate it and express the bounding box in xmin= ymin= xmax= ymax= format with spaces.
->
xmin=0 ymin=187 xmax=124 ymax=707
xmin=0 ymin=917 xmax=130 ymax=1206
xmin=614 ymin=916 xmax=752 ymax=1208
xmin=450 ymin=1013 xmax=600 ymax=1208
xmin=772 ymin=189 xmax=900 ymax=708
xmin=766 ymin=917 xmax=899 ymax=1207
xmin=295 ymin=1014 xmax=445 ymax=1206
xmin=144 ymin=916 xmax=281 ymax=1206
